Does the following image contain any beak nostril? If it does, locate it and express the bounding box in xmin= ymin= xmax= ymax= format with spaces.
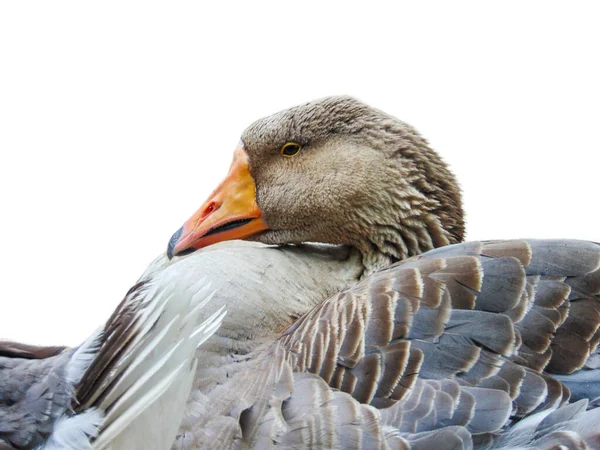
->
xmin=203 ymin=202 xmax=219 ymax=217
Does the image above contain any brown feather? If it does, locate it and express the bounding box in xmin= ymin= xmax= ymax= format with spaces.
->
xmin=0 ymin=342 xmax=66 ymax=360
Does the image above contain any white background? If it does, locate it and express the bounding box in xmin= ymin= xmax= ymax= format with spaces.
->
xmin=1 ymin=2 xmax=598 ymax=346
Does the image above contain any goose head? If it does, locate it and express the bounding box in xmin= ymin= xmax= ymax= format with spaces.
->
xmin=168 ymin=96 xmax=464 ymax=273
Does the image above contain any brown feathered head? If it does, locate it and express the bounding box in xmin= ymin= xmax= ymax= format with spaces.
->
xmin=168 ymin=96 xmax=464 ymax=273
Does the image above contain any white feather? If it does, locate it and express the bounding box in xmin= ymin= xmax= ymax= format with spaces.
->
xmin=32 ymin=273 xmax=224 ymax=450
xmin=67 ymin=328 xmax=103 ymax=386
xmin=39 ymin=408 xmax=104 ymax=450
xmin=89 ymin=276 xmax=224 ymax=449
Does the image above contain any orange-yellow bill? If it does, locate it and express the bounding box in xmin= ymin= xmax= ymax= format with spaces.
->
xmin=167 ymin=145 xmax=268 ymax=258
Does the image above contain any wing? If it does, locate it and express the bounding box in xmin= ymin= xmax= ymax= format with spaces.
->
xmin=0 ymin=331 xmax=102 ymax=449
xmin=78 ymin=274 xmax=224 ymax=450
xmin=1 ymin=272 xmax=224 ymax=450
xmin=0 ymin=347 xmax=72 ymax=449
xmin=186 ymin=239 xmax=600 ymax=450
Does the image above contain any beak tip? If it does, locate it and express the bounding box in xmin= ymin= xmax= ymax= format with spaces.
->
xmin=167 ymin=226 xmax=184 ymax=260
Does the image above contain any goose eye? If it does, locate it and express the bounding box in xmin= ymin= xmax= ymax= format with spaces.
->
xmin=280 ymin=142 xmax=302 ymax=157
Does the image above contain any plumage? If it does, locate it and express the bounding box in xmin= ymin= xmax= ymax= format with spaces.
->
xmin=164 ymin=239 xmax=600 ymax=449
xmin=158 ymin=97 xmax=600 ymax=449
xmin=0 ymin=272 xmax=224 ymax=449
xmin=5 ymin=96 xmax=600 ymax=449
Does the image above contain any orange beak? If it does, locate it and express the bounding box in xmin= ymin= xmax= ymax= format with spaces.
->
xmin=167 ymin=145 xmax=268 ymax=259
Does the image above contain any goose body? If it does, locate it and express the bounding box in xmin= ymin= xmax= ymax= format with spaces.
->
xmin=0 ymin=269 xmax=224 ymax=450
xmin=154 ymin=239 xmax=600 ymax=450
xmin=4 ymin=96 xmax=600 ymax=449
xmin=142 ymin=241 xmax=362 ymax=373
xmin=160 ymin=97 xmax=600 ymax=449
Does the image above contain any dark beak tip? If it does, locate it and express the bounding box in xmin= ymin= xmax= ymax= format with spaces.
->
xmin=167 ymin=226 xmax=184 ymax=260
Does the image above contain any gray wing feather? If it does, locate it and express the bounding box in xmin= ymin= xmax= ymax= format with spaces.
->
xmin=192 ymin=239 xmax=600 ymax=449
xmin=0 ymin=348 xmax=73 ymax=448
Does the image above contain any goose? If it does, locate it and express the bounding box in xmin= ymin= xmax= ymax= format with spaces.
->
xmin=151 ymin=96 xmax=600 ymax=449
xmin=0 ymin=271 xmax=224 ymax=449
